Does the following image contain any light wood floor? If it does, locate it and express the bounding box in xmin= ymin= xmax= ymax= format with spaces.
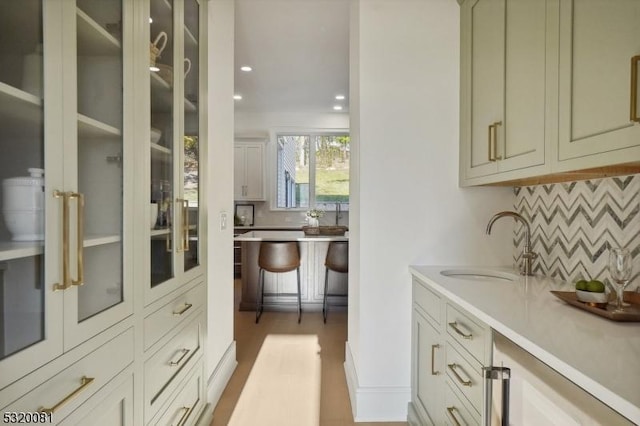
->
xmin=209 ymin=281 xmax=407 ymax=426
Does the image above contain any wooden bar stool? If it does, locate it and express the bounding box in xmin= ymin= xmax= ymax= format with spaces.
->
xmin=323 ymin=241 xmax=348 ymax=323
xmin=256 ymin=241 xmax=302 ymax=323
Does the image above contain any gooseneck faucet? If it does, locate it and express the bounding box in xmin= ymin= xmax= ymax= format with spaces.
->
xmin=486 ymin=211 xmax=537 ymax=276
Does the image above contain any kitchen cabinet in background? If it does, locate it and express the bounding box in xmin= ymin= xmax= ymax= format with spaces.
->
xmin=234 ymin=140 xmax=265 ymax=201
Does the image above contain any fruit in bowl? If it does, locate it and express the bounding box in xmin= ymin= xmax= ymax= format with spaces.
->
xmin=575 ymin=279 xmax=608 ymax=305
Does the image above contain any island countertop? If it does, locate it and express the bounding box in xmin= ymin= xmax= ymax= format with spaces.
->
xmin=234 ymin=230 xmax=348 ymax=242
xmin=409 ymin=265 xmax=640 ymax=423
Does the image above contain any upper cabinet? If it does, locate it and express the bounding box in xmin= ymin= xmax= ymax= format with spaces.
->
xmin=460 ymin=0 xmax=552 ymax=185
xmin=557 ymin=0 xmax=640 ymax=170
xmin=0 ymin=0 xmax=132 ymax=388
xmin=147 ymin=0 xmax=205 ymax=305
xmin=234 ymin=141 xmax=265 ymax=201
xmin=460 ymin=0 xmax=640 ymax=186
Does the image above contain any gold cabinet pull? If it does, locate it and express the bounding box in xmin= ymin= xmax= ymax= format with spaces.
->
xmin=39 ymin=376 xmax=94 ymax=414
xmin=176 ymin=406 xmax=193 ymax=426
xmin=448 ymin=321 xmax=473 ymax=339
xmin=446 ymin=406 xmax=463 ymax=426
xmin=175 ymin=199 xmax=184 ymax=253
xmin=631 ymin=55 xmax=640 ymax=122
xmin=53 ymin=190 xmax=71 ymax=291
xmin=488 ymin=121 xmax=503 ymax=161
xmin=448 ymin=363 xmax=472 ymax=387
xmin=169 ymin=348 xmax=191 ymax=367
xmin=182 ymin=199 xmax=190 ymax=252
xmin=172 ymin=303 xmax=193 ymax=316
xmin=69 ymin=192 xmax=84 ymax=286
xmin=431 ymin=344 xmax=440 ymax=376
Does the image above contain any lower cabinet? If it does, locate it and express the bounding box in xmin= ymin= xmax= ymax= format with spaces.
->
xmin=409 ymin=276 xmax=490 ymax=426
xmin=155 ymin=361 xmax=205 ymax=426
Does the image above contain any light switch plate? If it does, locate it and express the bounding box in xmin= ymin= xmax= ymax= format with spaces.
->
xmin=220 ymin=211 xmax=227 ymax=230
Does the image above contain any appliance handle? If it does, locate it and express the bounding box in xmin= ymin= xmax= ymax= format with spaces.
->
xmin=483 ymin=366 xmax=511 ymax=426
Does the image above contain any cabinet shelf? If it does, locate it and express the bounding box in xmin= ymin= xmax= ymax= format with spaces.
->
xmin=185 ymin=26 xmax=198 ymax=48
xmin=151 ymin=228 xmax=171 ymax=237
xmin=0 ymin=81 xmax=42 ymax=127
xmin=151 ymin=72 xmax=197 ymax=113
xmin=0 ymin=234 xmax=120 ymax=262
xmin=84 ymin=234 xmax=121 ymax=248
xmin=77 ymin=8 xmax=121 ymax=56
xmin=78 ymin=114 xmax=121 ymax=139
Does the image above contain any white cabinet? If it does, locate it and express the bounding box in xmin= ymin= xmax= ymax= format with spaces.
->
xmin=557 ymin=0 xmax=640 ymax=169
xmin=0 ymin=0 xmax=132 ymax=390
xmin=234 ymin=142 xmax=265 ymax=201
xmin=460 ymin=0 xmax=552 ymax=185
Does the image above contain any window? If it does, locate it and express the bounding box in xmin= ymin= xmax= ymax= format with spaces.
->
xmin=276 ymin=133 xmax=350 ymax=210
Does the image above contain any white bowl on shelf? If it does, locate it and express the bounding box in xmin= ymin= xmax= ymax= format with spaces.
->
xmin=576 ymin=289 xmax=608 ymax=304
xmin=3 ymin=209 xmax=44 ymax=241
xmin=150 ymin=203 xmax=158 ymax=228
xmin=151 ymin=127 xmax=162 ymax=144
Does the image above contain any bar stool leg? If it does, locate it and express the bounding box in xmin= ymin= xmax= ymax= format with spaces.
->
xmin=256 ymin=268 xmax=264 ymax=323
xmin=296 ymin=267 xmax=302 ymax=323
xmin=323 ymin=267 xmax=329 ymax=323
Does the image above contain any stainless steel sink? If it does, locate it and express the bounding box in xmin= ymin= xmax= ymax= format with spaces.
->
xmin=440 ymin=268 xmax=519 ymax=282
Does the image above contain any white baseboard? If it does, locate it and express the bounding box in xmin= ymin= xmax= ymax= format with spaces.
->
xmin=344 ymin=342 xmax=411 ymax=422
xmin=206 ymin=341 xmax=238 ymax=409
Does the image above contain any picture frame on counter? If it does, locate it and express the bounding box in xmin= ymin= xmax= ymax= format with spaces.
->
xmin=235 ymin=204 xmax=254 ymax=226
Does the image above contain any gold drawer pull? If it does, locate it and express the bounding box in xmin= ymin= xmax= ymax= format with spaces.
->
xmin=176 ymin=406 xmax=193 ymax=426
xmin=169 ymin=348 xmax=191 ymax=367
xmin=631 ymin=55 xmax=640 ymax=122
xmin=173 ymin=303 xmax=193 ymax=316
xmin=39 ymin=376 xmax=95 ymax=414
xmin=446 ymin=406 xmax=463 ymax=426
xmin=448 ymin=363 xmax=472 ymax=387
xmin=448 ymin=321 xmax=473 ymax=339
xmin=431 ymin=344 xmax=440 ymax=376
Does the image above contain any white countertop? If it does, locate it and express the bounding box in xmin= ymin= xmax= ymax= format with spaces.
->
xmin=234 ymin=230 xmax=348 ymax=242
xmin=409 ymin=265 xmax=640 ymax=423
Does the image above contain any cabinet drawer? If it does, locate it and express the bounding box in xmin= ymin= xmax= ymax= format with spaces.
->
xmin=413 ymin=278 xmax=441 ymax=324
xmin=444 ymin=381 xmax=480 ymax=426
xmin=144 ymin=313 xmax=202 ymax=420
xmin=155 ymin=364 xmax=204 ymax=426
xmin=445 ymin=344 xmax=483 ymax=415
xmin=446 ymin=303 xmax=487 ymax=363
xmin=144 ymin=283 xmax=204 ymax=350
xmin=4 ymin=328 xmax=133 ymax=420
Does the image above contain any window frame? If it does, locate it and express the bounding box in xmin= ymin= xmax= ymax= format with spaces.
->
xmin=269 ymin=128 xmax=350 ymax=211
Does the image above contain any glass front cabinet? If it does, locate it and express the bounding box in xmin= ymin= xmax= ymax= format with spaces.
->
xmin=0 ymin=0 xmax=206 ymax=422
xmin=147 ymin=0 xmax=204 ymax=304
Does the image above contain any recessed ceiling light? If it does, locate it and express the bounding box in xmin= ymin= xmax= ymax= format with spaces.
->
xmin=335 ymin=95 xmax=345 ymax=100
xmin=240 ymin=66 xmax=252 ymax=72
xmin=333 ymin=105 xmax=343 ymax=111
xmin=234 ymin=94 xmax=242 ymax=100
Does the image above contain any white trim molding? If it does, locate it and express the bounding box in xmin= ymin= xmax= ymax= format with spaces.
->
xmin=206 ymin=341 xmax=238 ymax=411
xmin=344 ymin=342 xmax=411 ymax=422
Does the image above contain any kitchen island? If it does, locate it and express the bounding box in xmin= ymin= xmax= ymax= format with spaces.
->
xmin=235 ymin=231 xmax=348 ymax=312
xmin=409 ymin=265 xmax=640 ymax=424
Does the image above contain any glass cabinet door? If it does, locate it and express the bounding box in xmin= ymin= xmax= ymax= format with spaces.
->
xmin=0 ymin=0 xmax=64 ymax=386
xmin=150 ymin=0 xmax=176 ymax=288
xmin=65 ymin=0 xmax=128 ymax=349
xmin=182 ymin=0 xmax=200 ymax=273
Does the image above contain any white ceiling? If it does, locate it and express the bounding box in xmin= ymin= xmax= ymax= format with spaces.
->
xmin=234 ymin=0 xmax=350 ymax=113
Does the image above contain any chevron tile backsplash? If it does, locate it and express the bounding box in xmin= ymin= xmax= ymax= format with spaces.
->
xmin=514 ymin=174 xmax=640 ymax=288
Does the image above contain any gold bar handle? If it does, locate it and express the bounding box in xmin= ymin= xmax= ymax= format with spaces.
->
xmin=183 ymin=199 xmax=190 ymax=252
xmin=53 ymin=190 xmax=71 ymax=291
xmin=69 ymin=192 xmax=84 ymax=286
xmin=448 ymin=321 xmax=473 ymax=339
xmin=172 ymin=303 xmax=193 ymax=316
xmin=631 ymin=55 xmax=640 ymax=122
xmin=448 ymin=363 xmax=472 ymax=387
xmin=431 ymin=344 xmax=440 ymax=376
xmin=446 ymin=406 xmax=463 ymax=426
xmin=39 ymin=376 xmax=94 ymax=414
xmin=176 ymin=406 xmax=193 ymax=426
xmin=169 ymin=348 xmax=191 ymax=367
xmin=175 ymin=199 xmax=184 ymax=253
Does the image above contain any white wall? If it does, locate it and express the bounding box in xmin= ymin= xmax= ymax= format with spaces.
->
xmin=235 ymin=111 xmax=350 ymax=226
xmin=345 ymin=0 xmax=514 ymax=421
xmin=206 ymin=0 xmax=237 ymax=407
